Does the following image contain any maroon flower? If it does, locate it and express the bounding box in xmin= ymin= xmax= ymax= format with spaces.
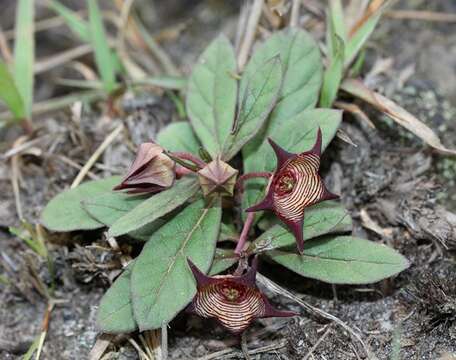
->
xmin=187 ymin=258 xmax=295 ymax=334
xmin=114 ymin=142 xmax=175 ymax=194
xmin=246 ymin=129 xmax=338 ymax=253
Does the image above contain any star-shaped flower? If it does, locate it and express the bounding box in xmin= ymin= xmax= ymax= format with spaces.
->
xmin=186 ymin=258 xmax=295 ymax=334
xmin=246 ymin=129 xmax=339 ymax=253
xmin=114 ymin=142 xmax=175 ymax=194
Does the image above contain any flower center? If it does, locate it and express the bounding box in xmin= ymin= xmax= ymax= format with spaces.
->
xmin=275 ymin=170 xmax=296 ymax=195
xmin=219 ymin=282 xmax=245 ymax=302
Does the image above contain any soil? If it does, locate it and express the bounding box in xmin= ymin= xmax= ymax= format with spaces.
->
xmin=1 ymin=1 xmax=456 ymax=359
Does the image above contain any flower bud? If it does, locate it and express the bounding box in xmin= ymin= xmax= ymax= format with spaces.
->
xmin=198 ymin=157 xmax=238 ymax=198
xmin=114 ymin=143 xmax=175 ymax=194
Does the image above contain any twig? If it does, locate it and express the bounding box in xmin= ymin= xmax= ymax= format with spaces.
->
xmin=238 ymin=0 xmax=264 ymax=70
xmin=197 ymin=340 xmax=287 ymax=360
xmin=71 ymin=123 xmax=124 ymax=188
xmin=303 ymin=325 xmax=332 ymax=360
xmin=256 ymin=273 xmax=372 ymax=358
xmin=386 ymin=10 xmax=456 ymax=22
xmin=290 ymin=0 xmax=301 ymax=27
xmin=10 ymin=136 xmax=28 ymax=221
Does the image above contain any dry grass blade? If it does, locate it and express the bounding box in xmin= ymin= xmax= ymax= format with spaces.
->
xmin=11 ymin=135 xmax=28 ymax=220
xmin=0 ymin=25 xmax=13 ymax=63
xmin=386 ymin=10 xmax=456 ymax=22
xmin=341 ymin=78 xmax=456 ymax=156
xmin=34 ymin=44 xmax=93 ymax=74
xmin=334 ymin=100 xmax=375 ymax=128
xmin=256 ymin=273 xmax=372 ymax=358
xmin=237 ymin=0 xmax=264 ymax=70
xmin=303 ymin=325 xmax=332 ymax=360
xmin=71 ymin=123 xmax=124 ymax=188
xmin=290 ymin=0 xmax=301 ymax=27
xmin=89 ymin=334 xmax=115 ymax=360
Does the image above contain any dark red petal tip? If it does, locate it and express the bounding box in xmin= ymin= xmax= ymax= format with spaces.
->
xmin=267 ymin=137 xmax=295 ymax=169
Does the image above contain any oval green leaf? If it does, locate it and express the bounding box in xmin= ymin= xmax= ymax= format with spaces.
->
xmin=97 ymin=262 xmax=137 ymax=333
xmin=186 ymin=35 xmax=237 ymax=158
xmin=41 ymin=176 xmax=121 ymax=232
xmin=156 ymin=121 xmax=201 ymax=154
xmin=131 ymin=198 xmax=222 ymax=330
xmin=108 ymin=176 xmax=200 ymax=237
xmin=222 ymin=56 xmax=283 ymax=160
xmin=267 ymin=236 xmax=409 ymax=284
xmin=251 ymin=201 xmax=352 ymax=253
xmin=82 ymin=192 xmax=147 ymax=226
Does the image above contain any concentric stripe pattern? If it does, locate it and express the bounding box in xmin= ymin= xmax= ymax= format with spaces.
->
xmin=193 ymin=280 xmax=266 ymax=333
xmin=272 ymin=153 xmax=323 ymax=221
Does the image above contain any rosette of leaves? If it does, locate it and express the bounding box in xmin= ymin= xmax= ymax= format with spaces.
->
xmin=41 ymin=28 xmax=409 ymax=333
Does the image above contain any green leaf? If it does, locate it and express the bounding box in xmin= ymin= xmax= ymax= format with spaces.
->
xmin=156 ymin=122 xmax=200 ymax=153
xmin=242 ymin=28 xmax=322 ymax=149
xmin=219 ymin=222 xmax=238 ymax=242
xmin=108 ymin=177 xmax=200 ymax=237
xmin=345 ymin=5 xmax=387 ymax=67
xmin=320 ymin=34 xmax=345 ymax=108
xmin=209 ymin=249 xmax=238 ymax=276
xmin=267 ymin=236 xmax=409 ymax=284
xmin=97 ymin=262 xmax=137 ymax=333
xmin=222 ymin=56 xmax=283 ymax=160
xmin=131 ymin=198 xmax=222 ymax=330
xmin=87 ymin=0 xmax=117 ymax=93
xmin=242 ymin=109 xmax=343 ymax=218
xmin=41 ymin=177 xmax=121 ymax=232
xmin=13 ymin=0 xmax=35 ymax=119
xmin=0 ymin=61 xmax=25 ymax=120
xmin=251 ymin=202 xmax=351 ymax=253
xmin=186 ymin=35 xmax=237 ymax=158
xmin=82 ymin=192 xmax=147 ymax=226
xmin=48 ymin=0 xmax=90 ymax=42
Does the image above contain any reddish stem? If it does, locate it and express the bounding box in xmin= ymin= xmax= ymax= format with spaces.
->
xmin=172 ymin=152 xmax=207 ymax=169
xmin=235 ymin=172 xmax=272 ymax=194
xmin=175 ymin=166 xmax=192 ymax=177
xmin=234 ymin=212 xmax=256 ymax=255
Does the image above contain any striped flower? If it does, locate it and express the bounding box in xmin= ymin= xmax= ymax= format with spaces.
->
xmin=186 ymin=258 xmax=295 ymax=334
xmin=246 ymin=129 xmax=338 ymax=253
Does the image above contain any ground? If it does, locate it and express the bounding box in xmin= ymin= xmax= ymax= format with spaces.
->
xmin=0 ymin=1 xmax=455 ymax=359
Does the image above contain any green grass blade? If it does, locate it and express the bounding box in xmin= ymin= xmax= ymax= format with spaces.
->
xmin=327 ymin=0 xmax=346 ymax=56
xmin=13 ymin=0 xmax=34 ymax=119
xmin=48 ymin=0 xmax=90 ymax=42
xmin=320 ymin=27 xmax=345 ymax=107
xmin=0 ymin=61 xmax=25 ymax=120
xmin=87 ymin=0 xmax=117 ymax=93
